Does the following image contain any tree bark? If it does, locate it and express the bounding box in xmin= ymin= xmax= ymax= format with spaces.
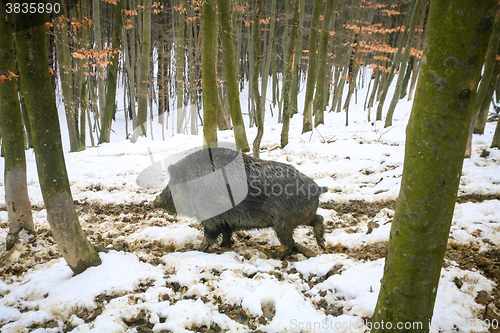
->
xmin=384 ymin=0 xmax=423 ymax=128
xmin=201 ymin=0 xmax=218 ymax=147
xmin=55 ymin=5 xmax=80 ymax=152
xmin=258 ymin=0 xmax=277 ymax=134
xmin=93 ymin=0 xmax=106 ymax=119
xmin=491 ymin=117 xmax=500 ymax=148
xmin=372 ymin=1 xmax=495 ymax=331
xmin=375 ymin=9 xmax=409 ymax=121
xmin=176 ymin=0 xmax=186 ymax=134
xmin=15 ymin=14 xmax=101 ymax=275
xmin=218 ymin=0 xmax=250 ymax=152
xmin=17 ymin=80 xmax=33 ymax=148
xmin=474 ymin=62 xmax=500 ymax=134
xmin=280 ymin=0 xmax=301 ymax=148
xmin=471 ymin=14 xmax=500 ymax=138
xmin=465 ymin=14 xmax=500 ymax=156
xmin=330 ymin=0 xmax=361 ymax=117
xmin=99 ymin=0 xmax=124 ymax=144
xmin=136 ymin=0 xmax=152 ymax=137
xmin=0 ymin=10 xmax=35 ymax=250
xmin=313 ymin=0 xmax=336 ymax=127
xmin=290 ymin=2 xmax=305 ymax=116
xmin=302 ymin=0 xmax=323 ymax=133
xmin=407 ymin=0 xmax=427 ymax=101
xmin=251 ymin=0 xmax=264 ymax=158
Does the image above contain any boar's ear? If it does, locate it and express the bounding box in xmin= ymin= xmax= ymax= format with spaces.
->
xmin=168 ymin=164 xmax=183 ymax=182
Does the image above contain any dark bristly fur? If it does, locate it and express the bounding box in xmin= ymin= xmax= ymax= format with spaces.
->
xmin=153 ymin=148 xmax=327 ymax=258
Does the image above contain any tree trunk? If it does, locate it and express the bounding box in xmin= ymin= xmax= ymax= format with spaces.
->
xmin=399 ymin=57 xmax=413 ymax=99
xmin=313 ymin=0 xmax=336 ymax=127
xmin=465 ymin=13 xmax=500 ymax=156
xmin=136 ymin=0 xmax=152 ymax=137
xmin=407 ymin=0 xmax=427 ymax=101
xmin=187 ymin=5 xmax=198 ymax=135
xmin=384 ymin=0 xmax=423 ymax=128
xmin=491 ymin=117 xmax=500 ymax=148
xmin=280 ymin=0 xmax=301 ymax=148
xmin=0 ymin=10 xmax=35 ymax=250
xmin=123 ymin=24 xmax=138 ymax=133
xmin=99 ymin=0 xmax=124 ymax=144
xmin=330 ymin=0 xmax=361 ymax=116
xmin=290 ymin=4 xmax=305 ymax=116
xmin=201 ymin=0 xmax=218 ymax=147
xmin=277 ymin=0 xmax=292 ymax=122
xmin=176 ymin=0 xmax=186 ymax=134
xmin=71 ymin=4 xmax=87 ymax=151
xmin=375 ymin=12 xmax=409 ymax=121
xmin=372 ymin=1 xmax=495 ymax=331
xmin=343 ymin=1 xmax=376 ymax=123
xmin=366 ymin=64 xmax=380 ymax=120
xmin=472 ymin=12 xmax=500 ymax=136
xmin=218 ymin=0 xmax=249 ymax=152
xmin=55 ymin=5 xmax=80 ymax=152
xmin=258 ymin=0 xmax=277 ymax=131
xmin=15 ymin=14 xmax=101 ymax=275
xmin=251 ymin=0 xmax=264 ymax=158
xmin=474 ymin=63 xmax=500 ymax=134
xmin=93 ymin=0 xmax=106 ymax=118
xmin=17 ymin=80 xmax=33 ymax=148
xmin=302 ymin=0 xmax=322 ymax=133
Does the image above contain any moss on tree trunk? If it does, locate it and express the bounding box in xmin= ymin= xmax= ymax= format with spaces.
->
xmin=201 ymin=0 xmax=218 ymax=147
xmin=14 ymin=14 xmax=101 ymax=275
xmin=55 ymin=5 xmax=80 ymax=152
xmin=301 ymin=0 xmax=322 ymax=133
xmin=280 ymin=0 xmax=301 ymax=148
xmin=313 ymin=0 xmax=336 ymax=127
xmin=0 ymin=10 xmax=35 ymax=250
xmin=99 ymin=0 xmax=123 ymax=144
xmin=372 ymin=1 xmax=495 ymax=331
xmin=136 ymin=0 xmax=152 ymax=137
xmin=218 ymin=0 xmax=250 ymax=152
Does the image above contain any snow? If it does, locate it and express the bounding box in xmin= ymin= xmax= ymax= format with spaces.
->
xmin=0 ymin=68 xmax=499 ymax=332
xmin=127 ymin=225 xmax=203 ymax=251
xmin=1 ymin=251 xmax=164 ymax=331
xmin=450 ymin=200 xmax=500 ymax=248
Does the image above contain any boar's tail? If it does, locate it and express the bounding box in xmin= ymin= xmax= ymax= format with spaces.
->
xmin=319 ymin=186 xmax=328 ymax=194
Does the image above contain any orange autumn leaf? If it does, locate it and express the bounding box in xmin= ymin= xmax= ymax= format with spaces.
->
xmin=0 ymin=71 xmax=19 ymax=83
xmin=72 ymin=52 xmax=86 ymax=59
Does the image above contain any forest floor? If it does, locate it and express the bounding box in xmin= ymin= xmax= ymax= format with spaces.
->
xmin=1 ymin=85 xmax=500 ymax=332
xmin=1 ymin=193 xmax=499 ymax=332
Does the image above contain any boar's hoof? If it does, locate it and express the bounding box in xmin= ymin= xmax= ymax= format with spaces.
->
xmin=199 ymin=237 xmax=212 ymax=252
xmin=271 ymin=245 xmax=296 ymax=260
xmin=271 ymin=251 xmax=291 ymax=260
xmin=220 ymin=239 xmax=233 ymax=248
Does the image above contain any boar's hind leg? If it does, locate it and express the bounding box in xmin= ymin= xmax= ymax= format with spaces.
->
xmin=272 ymin=229 xmax=297 ymax=259
xmin=220 ymin=223 xmax=233 ymax=248
xmin=311 ymin=214 xmax=325 ymax=250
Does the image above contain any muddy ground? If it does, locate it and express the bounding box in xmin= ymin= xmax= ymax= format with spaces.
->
xmin=0 ymin=195 xmax=499 ymax=332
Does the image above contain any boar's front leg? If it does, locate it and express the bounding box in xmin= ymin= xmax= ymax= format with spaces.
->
xmin=199 ymin=218 xmax=221 ymax=252
xmin=220 ymin=222 xmax=233 ymax=248
xmin=272 ymin=228 xmax=297 ymax=259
